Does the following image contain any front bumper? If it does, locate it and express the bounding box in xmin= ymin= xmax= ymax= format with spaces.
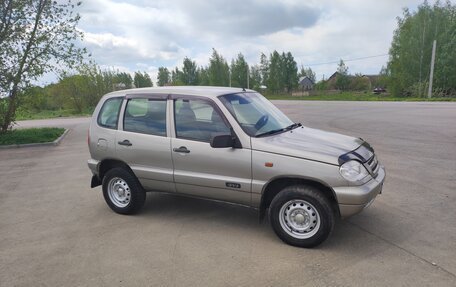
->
xmin=334 ymin=165 xmax=385 ymax=218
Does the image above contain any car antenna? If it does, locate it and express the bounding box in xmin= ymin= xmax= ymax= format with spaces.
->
xmin=242 ymin=87 xmax=246 ymax=91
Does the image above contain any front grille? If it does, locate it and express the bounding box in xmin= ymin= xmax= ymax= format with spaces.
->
xmin=366 ymin=154 xmax=379 ymax=177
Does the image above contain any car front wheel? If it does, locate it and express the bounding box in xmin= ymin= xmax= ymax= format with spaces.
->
xmin=269 ymin=185 xmax=335 ymax=248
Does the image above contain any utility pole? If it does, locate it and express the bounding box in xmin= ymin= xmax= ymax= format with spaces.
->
xmin=247 ymin=64 xmax=250 ymax=89
xmin=229 ymin=70 xmax=231 ymax=87
xmin=428 ymin=40 xmax=436 ymax=99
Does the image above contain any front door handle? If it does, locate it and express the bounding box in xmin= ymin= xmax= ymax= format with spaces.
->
xmin=173 ymin=146 xmax=190 ymax=153
xmin=118 ymin=139 xmax=132 ymax=146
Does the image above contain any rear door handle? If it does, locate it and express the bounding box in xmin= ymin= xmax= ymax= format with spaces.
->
xmin=118 ymin=140 xmax=132 ymax=146
xmin=173 ymin=146 xmax=190 ymax=153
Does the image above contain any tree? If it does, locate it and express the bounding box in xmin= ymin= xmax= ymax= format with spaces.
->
xmin=0 ymin=0 xmax=86 ymax=132
xmin=337 ymin=59 xmax=349 ymax=75
xmin=388 ymin=1 xmax=456 ymax=97
xmin=198 ymin=66 xmax=210 ymax=85
xmin=78 ymin=64 xmax=114 ymax=105
xmin=208 ymin=49 xmax=229 ymax=86
xmin=335 ymin=59 xmax=350 ymax=90
xmin=181 ymin=57 xmax=198 ymax=85
xmin=267 ymin=51 xmax=283 ymax=93
xmin=259 ymin=52 xmax=269 ymax=87
xmin=112 ymin=72 xmax=132 ymax=90
xmin=171 ymin=67 xmax=184 ymax=85
xmin=52 ymin=66 xmax=105 ymax=112
xmin=20 ymin=86 xmax=48 ymax=112
xmin=249 ymin=65 xmax=262 ymax=90
xmin=230 ymin=53 xmax=249 ymax=88
xmin=298 ymin=65 xmax=316 ymax=83
xmin=58 ymin=74 xmax=90 ymax=113
xmin=157 ymin=67 xmax=170 ymax=86
xmin=378 ymin=65 xmax=389 ymax=89
xmin=134 ymin=71 xmax=153 ymax=88
xmin=264 ymin=51 xmax=298 ymax=93
xmin=282 ymin=52 xmax=298 ymax=93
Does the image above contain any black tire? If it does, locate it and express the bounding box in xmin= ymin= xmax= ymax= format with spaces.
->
xmin=102 ymin=167 xmax=146 ymax=215
xmin=269 ymin=185 xmax=335 ymax=248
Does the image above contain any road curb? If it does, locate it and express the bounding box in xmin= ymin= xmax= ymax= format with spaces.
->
xmin=0 ymin=128 xmax=69 ymax=149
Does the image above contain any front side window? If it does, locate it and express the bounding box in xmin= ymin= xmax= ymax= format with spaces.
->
xmin=219 ymin=92 xmax=294 ymax=137
xmin=124 ymin=98 xmax=167 ymax=136
xmin=174 ymin=98 xmax=230 ymax=142
xmin=97 ymin=97 xmax=123 ymax=129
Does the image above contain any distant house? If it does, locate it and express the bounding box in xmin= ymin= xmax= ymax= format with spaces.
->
xmin=325 ymin=72 xmax=381 ymax=91
xmin=326 ymin=71 xmax=347 ymax=89
xmin=327 ymin=71 xmax=340 ymax=81
xmin=298 ymin=76 xmax=314 ymax=90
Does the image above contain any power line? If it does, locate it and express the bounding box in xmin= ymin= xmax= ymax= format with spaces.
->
xmin=306 ymin=54 xmax=389 ymax=66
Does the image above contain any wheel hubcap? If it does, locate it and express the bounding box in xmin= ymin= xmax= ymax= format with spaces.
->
xmin=107 ymin=177 xmax=131 ymax=208
xmin=279 ymin=199 xmax=321 ymax=239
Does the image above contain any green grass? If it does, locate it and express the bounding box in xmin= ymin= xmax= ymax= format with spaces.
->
xmin=15 ymin=108 xmax=93 ymax=121
xmin=0 ymin=128 xmax=66 ymax=146
xmin=265 ymin=92 xmax=456 ymax=101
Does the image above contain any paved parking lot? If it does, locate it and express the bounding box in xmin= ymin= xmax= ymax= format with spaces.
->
xmin=1 ymin=101 xmax=455 ymax=286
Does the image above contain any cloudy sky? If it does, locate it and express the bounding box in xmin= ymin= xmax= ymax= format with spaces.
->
xmin=64 ymin=0 xmax=435 ymax=84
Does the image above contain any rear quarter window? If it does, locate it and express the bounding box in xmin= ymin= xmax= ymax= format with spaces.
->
xmin=97 ymin=97 xmax=123 ymax=129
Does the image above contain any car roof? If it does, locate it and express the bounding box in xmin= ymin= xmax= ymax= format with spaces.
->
xmin=104 ymin=86 xmax=256 ymax=99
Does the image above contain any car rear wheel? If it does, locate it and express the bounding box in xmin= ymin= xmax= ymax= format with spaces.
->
xmin=102 ymin=167 xmax=146 ymax=214
xmin=269 ymin=185 xmax=335 ymax=248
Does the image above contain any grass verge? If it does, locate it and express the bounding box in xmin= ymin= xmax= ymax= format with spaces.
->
xmin=0 ymin=128 xmax=66 ymax=146
xmin=15 ymin=108 xmax=93 ymax=121
xmin=265 ymin=92 xmax=456 ymax=101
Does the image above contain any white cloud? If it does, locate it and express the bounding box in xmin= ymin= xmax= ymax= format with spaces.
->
xmin=52 ymin=0 xmax=453 ymax=85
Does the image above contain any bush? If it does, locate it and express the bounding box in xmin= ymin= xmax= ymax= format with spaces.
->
xmin=350 ymin=76 xmax=371 ymax=91
xmin=404 ymin=81 xmax=428 ymax=97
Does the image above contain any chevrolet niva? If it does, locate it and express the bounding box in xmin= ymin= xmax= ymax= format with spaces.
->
xmin=88 ymin=86 xmax=385 ymax=247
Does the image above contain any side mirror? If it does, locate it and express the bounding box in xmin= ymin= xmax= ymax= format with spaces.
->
xmin=210 ymin=134 xmax=234 ymax=148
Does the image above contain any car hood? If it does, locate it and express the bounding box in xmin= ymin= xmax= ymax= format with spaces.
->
xmin=251 ymin=126 xmax=364 ymax=165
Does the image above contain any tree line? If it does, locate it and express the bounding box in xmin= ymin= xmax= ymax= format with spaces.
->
xmin=156 ymin=49 xmax=311 ymax=95
xmin=19 ymin=49 xmax=311 ymax=117
xmin=1 ymin=0 xmax=455 ymax=133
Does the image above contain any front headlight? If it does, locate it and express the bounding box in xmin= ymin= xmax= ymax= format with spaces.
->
xmin=339 ymin=160 xmax=369 ymax=182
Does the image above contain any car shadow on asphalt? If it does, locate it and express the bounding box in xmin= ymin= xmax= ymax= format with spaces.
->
xmin=135 ymin=191 xmax=389 ymax=253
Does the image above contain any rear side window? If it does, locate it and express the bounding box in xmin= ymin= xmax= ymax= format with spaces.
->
xmin=124 ymin=99 xmax=167 ymax=136
xmin=97 ymin=97 xmax=123 ymax=129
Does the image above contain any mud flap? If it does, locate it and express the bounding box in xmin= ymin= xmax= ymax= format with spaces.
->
xmin=91 ymin=175 xmax=101 ymax=188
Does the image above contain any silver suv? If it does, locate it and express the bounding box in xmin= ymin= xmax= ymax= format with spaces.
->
xmin=88 ymin=86 xmax=385 ymax=247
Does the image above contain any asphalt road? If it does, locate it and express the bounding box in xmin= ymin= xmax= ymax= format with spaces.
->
xmin=1 ymin=101 xmax=455 ymax=286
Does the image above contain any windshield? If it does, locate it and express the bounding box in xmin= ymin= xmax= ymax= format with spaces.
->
xmin=219 ymin=92 xmax=294 ymax=137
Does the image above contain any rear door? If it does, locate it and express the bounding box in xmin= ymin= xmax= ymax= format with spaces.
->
xmin=115 ymin=94 xmax=174 ymax=193
xmin=171 ymin=96 xmax=252 ymax=206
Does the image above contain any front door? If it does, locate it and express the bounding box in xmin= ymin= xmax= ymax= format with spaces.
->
xmin=171 ymin=97 xmax=252 ymax=206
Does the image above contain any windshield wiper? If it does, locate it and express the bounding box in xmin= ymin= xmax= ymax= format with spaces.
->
xmin=256 ymin=123 xmax=302 ymax=137
xmin=285 ymin=122 xmax=302 ymax=130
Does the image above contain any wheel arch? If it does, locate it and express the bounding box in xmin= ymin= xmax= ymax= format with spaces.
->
xmin=259 ymin=176 xmax=340 ymax=220
xmin=96 ymin=158 xmax=138 ymax=186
